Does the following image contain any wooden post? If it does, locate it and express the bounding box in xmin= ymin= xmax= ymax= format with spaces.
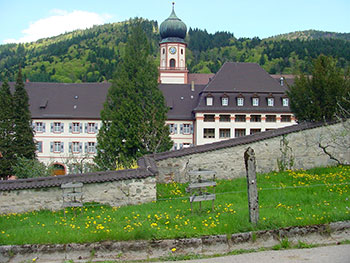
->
xmin=244 ymin=147 xmax=259 ymax=224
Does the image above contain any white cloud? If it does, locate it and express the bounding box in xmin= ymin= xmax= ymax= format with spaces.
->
xmin=4 ymin=10 xmax=112 ymax=44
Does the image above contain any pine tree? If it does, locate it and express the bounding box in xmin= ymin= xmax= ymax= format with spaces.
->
xmin=0 ymin=80 xmax=16 ymax=179
xmin=95 ymin=24 xmax=172 ymax=170
xmin=13 ymin=68 xmax=36 ymax=160
xmin=288 ymin=55 xmax=348 ymax=122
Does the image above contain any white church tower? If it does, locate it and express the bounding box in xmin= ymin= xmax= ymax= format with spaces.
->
xmin=159 ymin=3 xmax=188 ymax=84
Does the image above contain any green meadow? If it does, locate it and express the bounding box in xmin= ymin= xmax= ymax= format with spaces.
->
xmin=1 ymin=166 xmax=349 ymax=245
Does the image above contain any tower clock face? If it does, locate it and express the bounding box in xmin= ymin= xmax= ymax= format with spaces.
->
xmin=169 ymin=46 xmax=177 ymax=54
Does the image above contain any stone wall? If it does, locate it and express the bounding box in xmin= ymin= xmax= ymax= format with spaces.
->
xmin=1 ymin=221 xmax=350 ymax=262
xmin=153 ymin=121 xmax=350 ymax=183
xmin=1 ymin=121 xmax=349 ymax=214
xmin=0 ymin=169 xmax=156 ymax=214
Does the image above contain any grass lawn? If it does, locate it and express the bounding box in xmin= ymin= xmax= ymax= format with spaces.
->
xmin=0 ymin=166 xmax=349 ymax=245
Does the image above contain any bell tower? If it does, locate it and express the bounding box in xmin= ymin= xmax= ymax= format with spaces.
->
xmin=159 ymin=3 xmax=188 ymax=84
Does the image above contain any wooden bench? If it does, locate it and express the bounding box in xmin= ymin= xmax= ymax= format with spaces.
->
xmin=61 ymin=182 xmax=83 ymax=216
xmin=187 ymin=170 xmax=216 ymax=213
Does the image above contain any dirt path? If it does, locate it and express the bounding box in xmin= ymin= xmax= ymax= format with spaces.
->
xmin=160 ymin=244 xmax=350 ymax=263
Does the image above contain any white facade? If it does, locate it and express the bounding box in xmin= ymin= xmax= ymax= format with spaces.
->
xmin=165 ymin=120 xmax=194 ymax=150
xmin=195 ymin=113 xmax=296 ymax=145
xmin=33 ymin=119 xmax=100 ymax=173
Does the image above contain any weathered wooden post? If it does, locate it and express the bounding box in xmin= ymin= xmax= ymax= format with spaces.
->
xmin=244 ymin=147 xmax=259 ymax=224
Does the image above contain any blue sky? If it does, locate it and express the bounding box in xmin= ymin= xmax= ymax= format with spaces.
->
xmin=0 ymin=0 xmax=349 ymax=44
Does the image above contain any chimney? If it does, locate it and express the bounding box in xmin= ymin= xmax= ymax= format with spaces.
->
xmin=279 ymin=77 xmax=284 ymax=86
xmin=191 ymin=81 xmax=195 ymax=91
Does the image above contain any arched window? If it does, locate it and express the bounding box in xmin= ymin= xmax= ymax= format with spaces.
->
xmin=181 ymin=49 xmax=183 ymax=55
xmin=162 ymin=48 xmax=165 ymax=55
xmin=170 ymin=59 xmax=176 ymax=68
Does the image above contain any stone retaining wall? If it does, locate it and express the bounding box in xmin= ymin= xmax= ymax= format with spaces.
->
xmin=153 ymin=121 xmax=350 ymax=183
xmin=1 ymin=221 xmax=349 ymax=262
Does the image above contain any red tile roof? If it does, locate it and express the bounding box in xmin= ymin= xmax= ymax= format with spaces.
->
xmin=188 ymin=73 xmax=214 ymax=85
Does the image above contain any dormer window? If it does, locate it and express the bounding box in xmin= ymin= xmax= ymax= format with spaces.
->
xmin=267 ymin=97 xmax=274 ymax=107
xmin=237 ymin=97 xmax=244 ymax=106
xmin=206 ymin=95 xmax=213 ymax=106
xmin=282 ymin=98 xmax=289 ymax=107
xmin=252 ymin=97 xmax=259 ymax=107
xmin=221 ymin=96 xmax=229 ymax=106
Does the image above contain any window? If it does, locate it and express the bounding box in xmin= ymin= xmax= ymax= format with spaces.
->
xmin=180 ymin=124 xmax=193 ymax=134
xmin=36 ymin=141 xmax=43 ymax=152
xmin=235 ymin=129 xmax=246 ymax=137
xmin=266 ymin=115 xmax=276 ymax=122
xmin=252 ymin=97 xmax=259 ymax=106
xmin=219 ymin=114 xmax=230 ymax=122
xmin=206 ymin=96 xmax=213 ymax=106
xmin=281 ymin=115 xmax=291 ymax=122
xmin=250 ymin=129 xmax=261 ymax=134
xmin=72 ymin=122 xmax=81 ymax=133
xmin=221 ymin=97 xmax=229 ymax=106
xmin=204 ymin=114 xmax=215 ymax=122
xmin=85 ymin=122 xmax=98 ymax=133
xmin=183 ymin=124 xmax=191 ymax=134
xmin=237 ymin=97 xmax=244 ymax=106
xmin=52 ymin=122 xmax=63 ymax=133
xmin=71 ymin=142 xmax=81 ymax=153
xmin=250 ymin=115 xmax=261 ymax=122
xmin=35 ymin=122 xmax=45 ymax=132
xmin=87 ymin=142 xmax=96 ymax=153
xmin=51 ymin=142 xmax=63 ymax=153
xmin=219 ymin=128 xmax=230 ymax=138
xmin=181 ymin=49 xmax=183 ymax=55
xmin=203 ymin=128 xmax=215 ymax=138
xmin=282 ymin=98 xmax=289 ymax=107
xmin=267 ymin=98 xmax=274 ymax=107
xmin=235 ymin=115 xmax=246 ymax=122
xmin=162 ymin=48 xmax=165 ymax=54
xmin=183 ymin=143 xmax=191 ymax=148
xmin=170 ymin=58 xmax=176 ymax=68
xmin=173 ymin=143 xmax=178 ymax=151
xmin=168 ymin=123 xmax=177 ymax=134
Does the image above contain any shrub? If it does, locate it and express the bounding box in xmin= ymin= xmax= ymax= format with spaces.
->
xmin=13 ymin=157 xmax=52 ymax=179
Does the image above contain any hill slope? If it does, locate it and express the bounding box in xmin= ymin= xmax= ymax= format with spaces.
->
xmin=1 ymin=22 xmax=350 ymax=83
xmin=268 ymin=29 xmax=350 ymax=41
xmin=0 ymin=18 xmax=160 ymax=83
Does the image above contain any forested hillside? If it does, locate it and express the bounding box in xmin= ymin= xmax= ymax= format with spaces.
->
xmin=268 ymin=29 xmax=350 ymax=41
xmin=0 ymin=18 xmax=160 ymax=83
xmin=1 ymin=18 xmax=350 ymax=83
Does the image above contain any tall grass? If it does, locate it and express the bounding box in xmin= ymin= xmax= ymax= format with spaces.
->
xmin=0 ymin=166 xmax=349 ymax=245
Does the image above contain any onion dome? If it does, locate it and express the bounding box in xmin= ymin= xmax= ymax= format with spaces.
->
xmin=159 ymin=3 xmax=187 ymax=44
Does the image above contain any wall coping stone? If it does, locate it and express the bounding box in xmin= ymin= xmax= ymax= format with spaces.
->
xmin=0 ymin=168 xmax=154 ymax=192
